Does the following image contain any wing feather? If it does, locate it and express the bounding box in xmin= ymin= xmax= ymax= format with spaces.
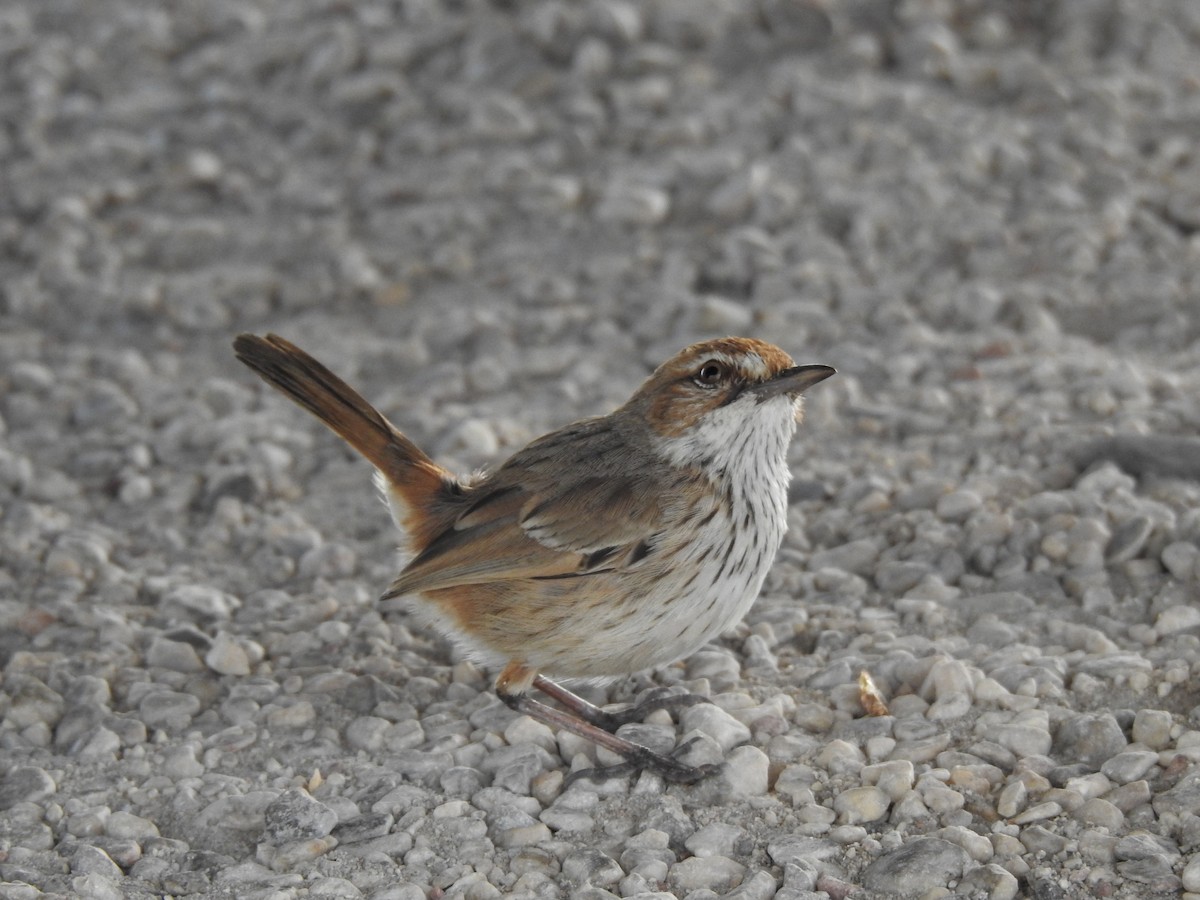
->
xmin=382 ymin=418 xmax=669 ymax=599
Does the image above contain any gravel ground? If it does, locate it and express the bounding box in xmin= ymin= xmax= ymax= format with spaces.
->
xmin=3 ymin=1 xmax=1200 ymax=898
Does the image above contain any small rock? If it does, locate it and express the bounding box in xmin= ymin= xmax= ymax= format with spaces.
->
xmin=1108 ymin=779 xmax=1152 ymax=813
xmin=937 ymin=824 xmax=993 ymax=862
xmin=161 ymin=584 xmax=239 ymax=620
xmin=332 ymin=813 xmax=394 ymax=845
xmin=679 ymin=704 xmax=751 ymax=751
xmin=263 ymin=789 xmax=338 ymax=844
xmin=697 ymin=296 xmax=753 ymax=332
xmin=1079 ymin=829 xmax=1118 ymax=865
xmin=767 ymin=836 xmax=840 ymax=869
xmin=809 ymin=539 xmax=880 ymax=576
xmin=992 ymin=723 xmax=1051 ymax=758
xmin=596 ymin=181 xmax=670 ymax=226
xmin=861 ymin=760 xmax=915 ymax=801
xmin=0 ymin=766 xmax=56 ymax=810
xmin=875 ymin=561 xmax=931 ymax=595
xmin=815 ymin=739 xmax=865 ymax=775
xmin=1073 ymin=798 xmax=1124 ymax=830
xmin=722 ymin=745 xmax=770 ymax=797
xmin=1131 ymin=709 xmax=1173 ymax=750
xmin=71 ymin=844 xmax=123 ymax=879
xmin=1118 ymin=857 xmax=1183 ymax=892
xmin=668 ymin=855 xmax=747 ymax=893
xmin=1106 ymin=515 xmax=1153 ymax=562
xmin=921 ymin=659 xmax=975 ymax=702
xmin=1162 ymin=542 xmax=1199 ymax=580
xmin=1115 ymin=831 xmax=1182 ymax=863
xmin=106 ymin=811 xmax=160 ymax=840
xmin=504 ymin=716 xmax=558 ymax=753
xmin=1019 ymin=825 xmax=1068 ymax=856
xmin=162 ymin=743 xmax=205 ymax=778
xmin=494 ymin=822 xmax=552 ymax=848
xmin=261 ymin=836 xmax=337 ymax=871
xmin=146 ymin=636 xmax=207 ymax=673
xmin=1182 ymin=854 xmax=1200 ymax=891
xmin=1011 ymin=801 xmax=1062 ymax=824
xmin=957 ymin=863 xmax=1019 ymax=900
xmin=138 ymin=691 xmax=201 ymax=731
xmin=5 ymin=676 xmax=65 ymax=729
xmin=1100 ymin=750 xmax=1158 ymax=784
xmin=561 ymin=848 xmax=622 ymax=887
xmin=206 ymin=632 xmax=252 ymax=676
xmin=1064 ymin=772 xmax=1112 ymax=800
xmin=307 ymin=876 xmax=363 ymax=898
xmin=1052 ymin=713 xmax=1126 ymax=769
xmin=861 ymin=837 xmax=970 ymax=895
xmin=266 ymin=701 xmax=315 ymax=729
xmin=345 ymin=716 xmax=389 ymax=752
xmin=936 ymin=490 xmax=982 ymax=521
xmin=1155 ymin=604 xmax=1200 ymax=637
xmin=684 ymin=823 xmax=749 ymax=858
xmin=833 ymin=786 xmax=890 ymax=825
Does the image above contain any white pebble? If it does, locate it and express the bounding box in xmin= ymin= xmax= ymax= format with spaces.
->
xmin=679 ymin=704 xmax=751 ymax=751
xmin=862 ymin=760 xmax=915 ymax=800
xmin=723 ymin=746 xmax=769 ymax=797
xmin=1155 ymin=604 xmax=1200 ymax=637
xmin=206 ymin=632 xmax=252 ymax=676
xmin=834 ymin=786 xmax=890 ymax=825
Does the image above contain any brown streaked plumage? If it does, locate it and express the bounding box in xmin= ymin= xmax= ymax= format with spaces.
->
xmin=233 ymin=333 xmax=834 ymax=783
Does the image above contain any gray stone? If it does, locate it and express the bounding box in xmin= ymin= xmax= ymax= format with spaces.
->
xmin=1100 ymin=750 xmax=1158 ymax=784
xmin=0 ymin=767 xmax=56 ymax=810
xmin=1182 ymin=854 xmax=1200 ymax=892
xmin=667 ymin=855 xmax=746 ymax=893
xmin=332 ymin=813 xmax=394 ymax=844
xmin=809 ymin=539 xmax=882 ymax=576
xmin=679 ymin=703 xmax=751 ymax=751
xmin=861 ymin=838 xmax=970 ymax=895
xmin=1131 ymin=709 xmax=1173 ymax=750
xmin=1073 ymin=798 xmax=1124 ymax=830
xmin=833 ymin=786 xmax=890 ymax=825
xmin=992 ymin=723 xmax=1052 ymax=758
xmin=106 ymin=811 xmax=160 ymax=840
xmin=875 ymin=561 xmax=931 ymax=594
xmin=561 ymin=848 xmax=623 ymax=887
xmin=138 ymin=691 xmax=201 ymax=731
xmin=959 ymin=863 xmax=1020 ymax=900
xmin=1108 ymin=780 xmax=1152 ymax=813
xmin=1019 ymin=825 xmax=1068 ymax=857
xmin=767 ymin=837 xmax=840 ymax=869
xmin=1052 ymin=713 xmax=1126 ymax=769
xmin=263 ymin=789 xmax=338 ymax=844
xmin=1106 ymin=515 xmax=1154 ymax=562
xmin=684 ymin=823 xmax=749 ymax=859
xmin=70 ymin=844 xmax=123 ymax=879
xmin=1154 ymin=769 xmax=1200 ymax=818
xmin=147 ymin=636 xmax=207 ymax=672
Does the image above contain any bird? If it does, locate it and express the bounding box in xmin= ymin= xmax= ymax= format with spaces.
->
xmin=233 ymin=333 xmax=834 ymax=782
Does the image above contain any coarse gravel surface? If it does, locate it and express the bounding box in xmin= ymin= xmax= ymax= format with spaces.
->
xmin=3 ymin=1 xmax=1200 ymax=899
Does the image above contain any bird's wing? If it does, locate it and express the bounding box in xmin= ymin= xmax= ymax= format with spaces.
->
xmin=381 ymin=419 xmax=672 ymax=598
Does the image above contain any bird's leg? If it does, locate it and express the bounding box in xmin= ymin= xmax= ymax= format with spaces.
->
xmin=497 ymin=664 xmax=720 ymax=784
xmin=532 ymin=675 xmax=711 ymax=730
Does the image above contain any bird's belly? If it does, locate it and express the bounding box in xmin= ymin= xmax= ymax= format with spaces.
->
xmin=535 ymin=502 xmax=786 ymax=678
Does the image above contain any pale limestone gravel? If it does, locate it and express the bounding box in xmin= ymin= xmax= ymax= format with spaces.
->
xmin=3 ymin=2 xmax=1200 ymax=899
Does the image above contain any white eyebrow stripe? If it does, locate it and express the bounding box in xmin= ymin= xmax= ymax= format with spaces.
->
xmin=739 ymin=354 xmax=768 ymax=379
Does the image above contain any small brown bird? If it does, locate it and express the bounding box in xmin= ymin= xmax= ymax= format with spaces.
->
xmin=233 ymin=333 xmax=833 ymax=782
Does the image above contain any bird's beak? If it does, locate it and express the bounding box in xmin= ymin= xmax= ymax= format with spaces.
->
xmin=750 ymin=364 xmax=836 ymax=401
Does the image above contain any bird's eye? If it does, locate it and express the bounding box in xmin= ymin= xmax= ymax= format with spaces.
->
xmin=694 ymin=360 xmax=727 ymax=386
